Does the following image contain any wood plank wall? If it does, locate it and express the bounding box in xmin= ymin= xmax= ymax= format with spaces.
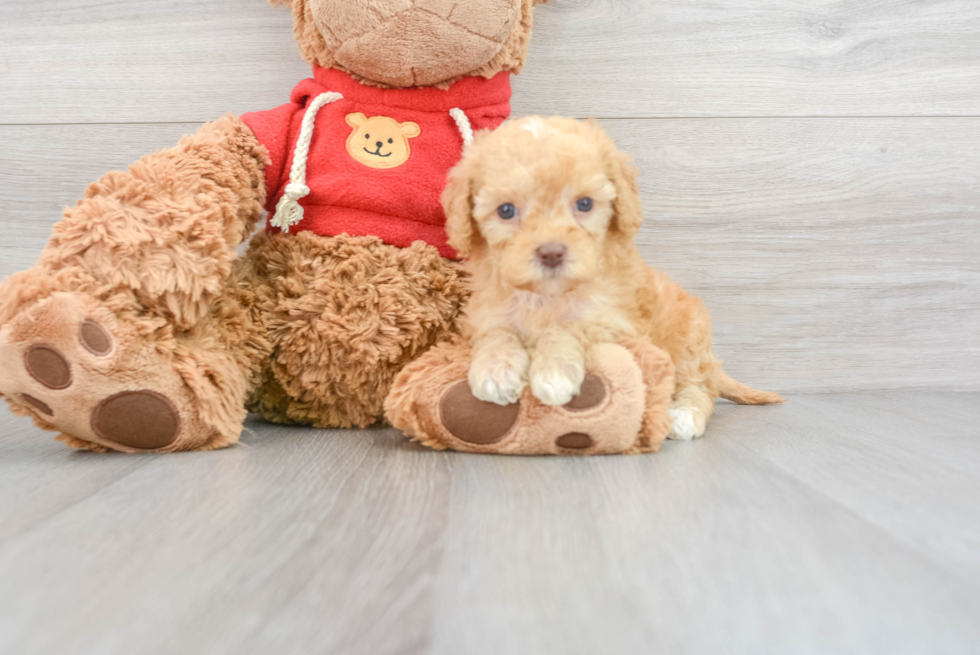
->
xmin=1 ymin=0 xmax=978 ymax=392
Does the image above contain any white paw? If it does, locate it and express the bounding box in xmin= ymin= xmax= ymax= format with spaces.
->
xmin=529 ymin=357 xmax=585 ymax=406
xmin=469 ymin=352 xmax=528 ymax=406
xmin=667 ymin=406 xmax=706 ymax=441
xmin=530 ymin=371 xmax=581 ymax=406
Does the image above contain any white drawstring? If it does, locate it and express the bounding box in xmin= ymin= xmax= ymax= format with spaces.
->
xmin=272 ymin=96 xmax=474 ymax=233
xmin=271 ymin=91 xmax=343 ymax=232
xmin=450 ymin=107 xmax=474 ymax=149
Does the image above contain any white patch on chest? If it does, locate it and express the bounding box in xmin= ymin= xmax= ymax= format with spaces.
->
xmin=521 ymin=118 xmax=547 ymax=139
xmin=507 ymin=289 xmax=592 ymax=335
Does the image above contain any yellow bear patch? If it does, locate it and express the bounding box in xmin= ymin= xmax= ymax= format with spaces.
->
xmin=344 ymin=112 xmax=421 ymax=170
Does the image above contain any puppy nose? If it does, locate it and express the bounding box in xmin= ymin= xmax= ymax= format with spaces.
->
xmin=376 ymin=141 xmax=383 ymax=148
xmin=535 ymin=243 xmax=568 ymax=269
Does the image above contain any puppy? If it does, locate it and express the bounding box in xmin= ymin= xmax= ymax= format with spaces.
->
xmin=443 ymin=116 xmax=784 ymax=440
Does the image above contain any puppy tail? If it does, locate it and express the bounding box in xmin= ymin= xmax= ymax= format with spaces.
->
xmin=716 ymin=370 xmax=786 ymax=405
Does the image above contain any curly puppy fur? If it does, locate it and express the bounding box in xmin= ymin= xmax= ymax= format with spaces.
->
xmin=443 ymin=116 xmax=784 ymax=440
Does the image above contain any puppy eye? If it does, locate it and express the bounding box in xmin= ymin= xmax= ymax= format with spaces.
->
xmin=365 ymin=134 xmax=371 ymax=139
xmin=576 ymin=197 xmax=594 ymax=213
xmin=497 ymin=203 xmax=517 ymax=220
xmin=388 ymin=138 xmax=394 ymax=144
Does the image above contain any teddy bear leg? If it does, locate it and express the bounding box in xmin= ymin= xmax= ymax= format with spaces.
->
xmin=386 ymin=340 xmax=673 ymax=455
xmin=242 ymin=232 xmax=470 ymax=428
xmin=0 ymin=268 xmax=267 ymax=453
xmin=0 ymin=117 xmax=270 ymax=452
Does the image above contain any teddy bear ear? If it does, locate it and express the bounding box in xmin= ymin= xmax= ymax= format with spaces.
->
xmin=345 ymin=112 xmax=367 ymax=128
xmin=399 ymin=121 xmax=422 ymax=139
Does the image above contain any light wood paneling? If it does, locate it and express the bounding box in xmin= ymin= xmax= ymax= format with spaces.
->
xmin=607 ymin=118 xmax=980 ymax=392
xmin=0 ymin=124 xmax=196 ymax=272
xmin=1 ymin=392 xmax=978 ymax=654
xmin=518 ymin=0 xmax=980 ymax=118
xmin=2 ymin=0 xmax=980 ymax=124
xmin=3 ymin=120 xmax=977 ymax=392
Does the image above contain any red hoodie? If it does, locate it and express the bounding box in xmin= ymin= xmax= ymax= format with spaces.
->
xmin=241 ymin=67 xmax=512 ymax=259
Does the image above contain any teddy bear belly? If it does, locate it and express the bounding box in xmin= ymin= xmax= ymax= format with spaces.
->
xmin=271 ymin=204 xmax=458 ymax=260
xmin=243 ymin=230 xmax=470 ymax=428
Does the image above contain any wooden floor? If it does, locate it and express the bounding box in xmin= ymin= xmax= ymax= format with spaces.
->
xmin=0 ymin=391 xmax=977 ymax=654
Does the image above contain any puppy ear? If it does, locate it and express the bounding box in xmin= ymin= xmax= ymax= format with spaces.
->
xmin=442 ymin=160 xmax=481 ymax=258
xmin=607 ymin=146 xmax=644 ymax=236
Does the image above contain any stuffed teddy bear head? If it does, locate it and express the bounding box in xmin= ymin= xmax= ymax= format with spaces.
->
xmin=271 ymin=0 xmax=546 ymax=87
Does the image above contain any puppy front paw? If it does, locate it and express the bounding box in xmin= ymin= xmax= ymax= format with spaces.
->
xmin=529 ymin=355 xmax=586 ymax=406
xmin=667 ymin=406 xmax=707 ymax=441
xmin=468 ymin=349 xmax=529 ymax=406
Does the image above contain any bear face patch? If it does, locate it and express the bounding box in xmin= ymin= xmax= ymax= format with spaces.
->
xmin=345 ymin=112 xmax=421 ymax=170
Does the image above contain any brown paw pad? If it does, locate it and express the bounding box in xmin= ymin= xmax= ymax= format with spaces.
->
xmin=555 ymin=432 xmax=595 ymax=450
xmin=24 ymin=345 xmax=73 ymax=390
xmin=21 ymin=394 xmax=53 ymax=416
xmin=91 ymin=391 xmax=181 ymax=450
xmin=79 ymin=320 xmax=113 ymax=356
xmin=440 ymin=381 xmax=520 ymax=445
xmin=563 ymin=374 xmax=606 ymax=411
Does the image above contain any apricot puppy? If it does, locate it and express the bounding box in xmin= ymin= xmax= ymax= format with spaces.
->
xmin=443 ymin=116 xmax=783 ymax=440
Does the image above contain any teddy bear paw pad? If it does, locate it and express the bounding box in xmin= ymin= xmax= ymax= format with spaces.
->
xmin=91 ymin=391 xmax=182 ymax=450
xmin=79 ymin=320 xmax=113 ymax=356
xmin=555 ymin=432 xmax=595 ymax=450
xmin=562 ymin=374 xmax=606 ymax=411
xmin=439 ymin=381 xmax=520 ymax=444
xmin=20 ymin=393 xmax=53 ymax=416
xmin=23 ymin=345 xmax=74 ymax=390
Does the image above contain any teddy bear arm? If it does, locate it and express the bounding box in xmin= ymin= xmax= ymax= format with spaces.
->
xmin=33 ymin=115 xmax=269 ymax=332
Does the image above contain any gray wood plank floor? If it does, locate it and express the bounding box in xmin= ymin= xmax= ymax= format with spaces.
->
xmin=1 ymin=392 xmax=978 ymax=655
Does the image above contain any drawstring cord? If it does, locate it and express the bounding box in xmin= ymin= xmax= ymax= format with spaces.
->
xmin=449 ymin=107 xmax=474 ymax=148
xmin=271 ymin=91 xmax=344 ymax=232
xmin=271 ymin=94 xmax=474 ymax=232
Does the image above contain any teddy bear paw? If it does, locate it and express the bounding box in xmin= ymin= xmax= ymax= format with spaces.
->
xmin=396 ymin=343 xmax=652 ymax=455
xmin=439 ymin=373 xmax=617 ymax=453
xmin=0 ymin=292 xmax=220 ymax=453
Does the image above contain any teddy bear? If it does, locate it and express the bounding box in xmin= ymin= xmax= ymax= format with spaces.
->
xmin=0 ymin=0 xmax=676 ymax=455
